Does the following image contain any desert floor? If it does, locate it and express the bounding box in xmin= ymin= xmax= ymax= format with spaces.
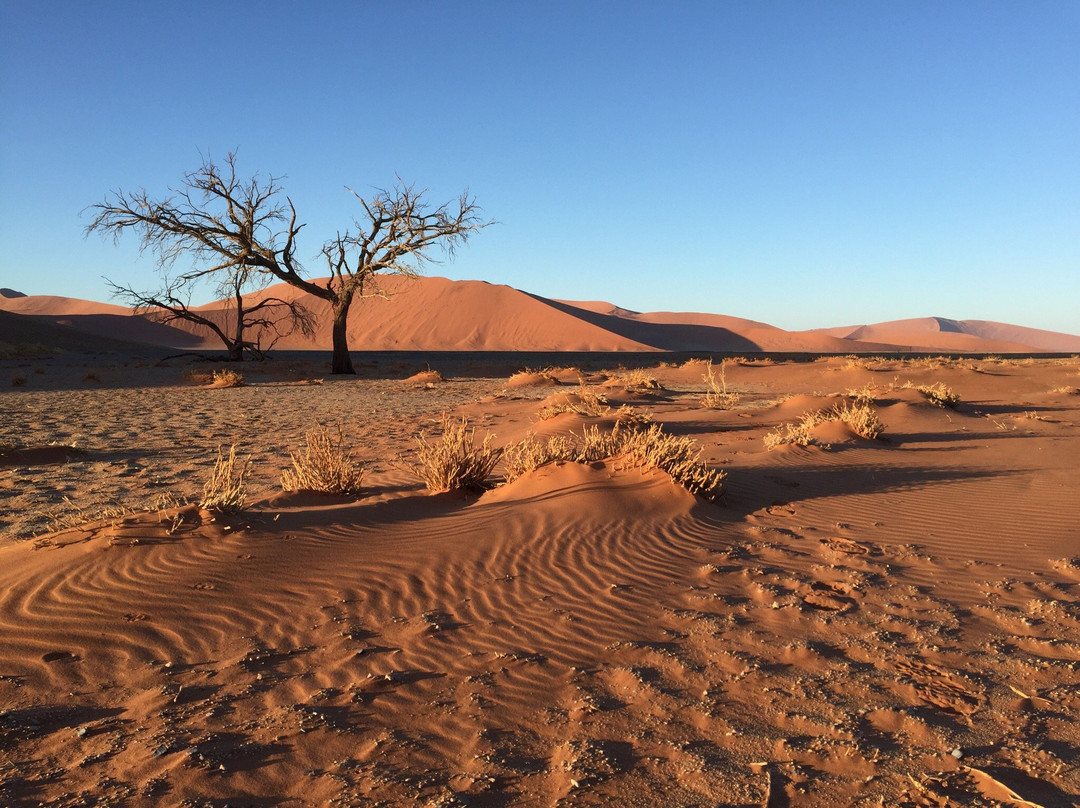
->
xmin=1 ymin=352 xmax=1079 ymax=807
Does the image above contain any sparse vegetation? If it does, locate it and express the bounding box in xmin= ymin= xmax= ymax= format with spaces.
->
xmin=536 ymin=379 xmax=609 ymax=419
xmin=413 ymin=415 xmax=503 ymax=493
xmin=199 ymin=444 xmax=250 ymax=513
xmin=616 ymin=425 xmax=726 ymax=501
xmin=503 ymin=422 xmax=725 ymax=501
xmin=281 ymin=426 xmax=365 ymax=495
xmin=763 ymin=421 xmax=818 ymax=450
xmin=846 ymin=384 xmax=879 ymax=406
xmin=613 ymin=404 xmax=654 ymax=426
xmin=911 ymin=381 xmax=960 ymax=409
xmin=702 ymin=361 xmax=740 ymax=409
xmin=507 ymin=367 xmax=560 ymax=386
xmin=764 ymin=401 xmax=885 ymax=450
xmin=831 ymin=400 xmax=886 ymax=439
xmin=11 ymin=372 xmax=26 ymax=387
xmin=605 ymin=368 xmax=663 ymax=392
xmin=212 ymin=368 xmax=245 ymax=387
xmin=502 ymin=433 xmax=577 ymax=480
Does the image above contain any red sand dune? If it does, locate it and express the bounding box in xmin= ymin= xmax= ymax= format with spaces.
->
xmin=815 ymin=316 xmax=1080 ymax=353
xmin=2 ymin=279 xmax=1078 ymax=354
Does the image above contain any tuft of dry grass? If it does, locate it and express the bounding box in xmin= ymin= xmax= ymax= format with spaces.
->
xmin=503 ymin=422 xmax=725 ymax=501
xmin=613 ymin=404 xmax=654 ymax=426
xmin=702 ymin=361 xmax=740 ymax=409
xmin=502 ymin=433 xmax=577 ymax=481
xmin=763 ymin=421 xmax=819 ymax=450
xmin=616 ymin=425 xmax=726 ymax=501
xmin=281 ymin=426 xmax=365 ymax=495
xmin=537 ymin=379 xmax=609 ymax=419
xmin=212 ymin=368 xmax=245 ymax=387
xmin=910 ymin=381 xmax=960 ymax=409
xmin=507 ymin=367 xmax=559 ymax=386
xmin=846 ymin=384 xmax=879 ymax=406
xmin=764 ymin=401 xmax=885 ymax=449
xmin=605 ymin=368 xmax=663 ymax=392
xmin=830 ymin=401 xmax=885 ymax=439
xmin=199 ymin=444 xmax=250 ymax=513
xmin=413 ymin=415 xmax=503 ymax=493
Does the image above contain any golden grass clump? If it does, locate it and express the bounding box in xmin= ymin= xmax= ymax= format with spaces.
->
xmin=536 ymin=379 xmax=609 ymax=419
xmin=616 ymin=425 xmax=726 ymax=501
xmin=846 ymin=383 xmax=880 ymax=406
xmin=605 ymin=368 xmax=663 ymax=391
xmin=212 ymin=368 xmax=245 ymax=387
xmin=414 ymin=415 xmax=503 ymax=493
xmin=913 ymin=381 xmax=960 ymax=409
xmin=764 ymin=402 xmax=885 ymax=450
xmin=507 ymin=367 xmax=559 ymax=385
xmin=503 ymin=422 xmax=725 ymax=501
xmin=830 ymin=401 xmax=885 ymax=439
xmin=281 ymin=426 xmax=365 ymax=495
xmin=613 ymin=404 xmax=654 ymax=426
xmin=702 ymin=361 xmax=740 ymax=409
xmin=502 ymin=433 xmax=577 ymax=481
xmin=200 ymin=444 xmax=250 ymax=513
xmin=763 ymin=421 xmax=818 ymax=450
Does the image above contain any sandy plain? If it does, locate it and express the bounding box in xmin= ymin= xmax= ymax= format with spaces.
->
xmin=1 ymin=350 xmax=1079 ymax=807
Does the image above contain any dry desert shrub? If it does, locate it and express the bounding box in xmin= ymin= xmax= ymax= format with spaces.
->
xmin=831 ymin=401 xmax=885 ymax=439
xmin=907 ymin=381 xmax=960 ymax=409
xmin=503 ymin=422 xmax=725 ymax=501
xmin=507 ymin=367 xmax=559 ymax=386
xmin=575 ymin=423 xmax=627 ymax=462
xmin=763 ymin=421 xmax=817 ymax=450
xmin=281 ymin=426 xmax=365 ymax=495
xmin=502 ymin=433 xmax=577 ymax=481
xmin=613 ymin=404 xmax=654 ymax=426
xmin=617 ymin=425 xmax=726 ymax=501
xmin=536 ymin=379 xmax=609 ymax=419
xmin=764 ymin=402 xmax=885 ymax=449
xmin=413 ymin=415 xmax=503 ymax=493
xmin=605 ymin=368 xmax=663 ymax=391
xmin=212 ymin=368 xmax=245 ymax=387
xmin=846 ymin=383 xmax=879 ymax=406
xmin=200 ymin=444 xmax=250 ymax=513
xmin=702 ymin=361 xmax=740 ymax=409
xmin=681 ymin=357 xmax=712 ymax=370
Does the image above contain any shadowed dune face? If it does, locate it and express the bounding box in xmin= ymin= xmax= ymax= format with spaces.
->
xmin=3 ymin=276 xmax=1079 ymax=353
xmin=1 ymin=355 xmax=1080 ymax=806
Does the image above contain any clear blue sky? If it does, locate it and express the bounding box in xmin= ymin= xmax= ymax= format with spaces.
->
xmin=2 ymin=1 xmax=1078 ymax=333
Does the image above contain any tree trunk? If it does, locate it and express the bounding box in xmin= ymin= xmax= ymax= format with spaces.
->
xmin=330 ymin=305 xmax=355 ymax=374
xmin=232 ymin=285 xmax=246 ymax=360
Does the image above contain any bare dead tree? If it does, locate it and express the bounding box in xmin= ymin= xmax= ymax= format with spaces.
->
xmin=106 ymin=267 xmax=316 ymax=360
xmin=86 ymin=153 xmax=315 ymax=360
xmin=87 ymin=154 xmax=489 ymax=373
xmin=257 ymin=182 xmax=489 ymax=374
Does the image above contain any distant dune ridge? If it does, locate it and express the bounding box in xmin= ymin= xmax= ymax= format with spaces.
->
xmin=1 ymin=276 xmax=1078 ymax=353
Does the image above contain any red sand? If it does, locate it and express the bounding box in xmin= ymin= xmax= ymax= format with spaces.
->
xmin=2 ymin=352 xmax=1079 ymax=806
